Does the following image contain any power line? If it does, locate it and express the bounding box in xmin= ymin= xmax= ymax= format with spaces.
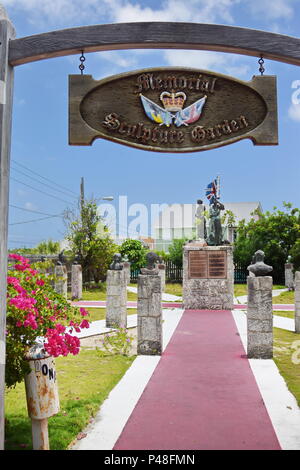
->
xmin=12 ymin=159 xmax=78 ymax=197
xmin=10 ymin=176 xmax=75 ymax=205
xmin=9 ymin=215 xmax=61 ymax=226
xmin=11 ymin=166 xmax=77 ymax=201
xmin=10 ymin=204 xmax=61 ymax=217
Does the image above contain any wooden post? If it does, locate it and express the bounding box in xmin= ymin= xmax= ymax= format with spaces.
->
xmin=31 ymin=418 xmax=49 ymax=450
xmin=0 ymin=5 xmax=15 ymax=450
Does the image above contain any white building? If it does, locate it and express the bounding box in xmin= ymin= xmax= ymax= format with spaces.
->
xmin=153 ymin=201 xmax=262 ymax=252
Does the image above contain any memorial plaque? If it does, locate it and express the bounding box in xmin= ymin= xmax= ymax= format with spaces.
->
xmin=189 ymin=251 xmax=208 ymax=279
xmin=189 ymin=250 xmax=226 ymax=279
xmin=208 ymin=251 xmax=227 ymax=279
xmin=69 ymin=68 xmax=278 ymax=153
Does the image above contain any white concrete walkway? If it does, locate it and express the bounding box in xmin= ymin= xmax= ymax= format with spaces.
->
xmin=71 ymin=308 xmax=184 ymax=450
xmin=232 ymin=309 xmax=300 ymax=450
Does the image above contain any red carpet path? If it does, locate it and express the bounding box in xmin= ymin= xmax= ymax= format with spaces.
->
xmin=114 ymin=310 xmax=281 ymax=450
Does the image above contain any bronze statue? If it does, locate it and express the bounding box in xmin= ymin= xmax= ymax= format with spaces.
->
xmin=206 ymin=199 xmax=225 ymax=246
xmin=195 ymin=199 xmax=207 ymax=242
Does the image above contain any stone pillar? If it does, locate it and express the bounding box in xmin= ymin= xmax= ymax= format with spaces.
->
xmin=157 ymin=263 xmax=166 ymax=293
xmin=106 ymin=269 xmax=127 ymax=328
xmin=54 ymin=265 xmax=68 ymax=299
xmin=123 ymin=261 xmax=131 ymax=286
xmin=137 ymin=274 xmax=162 ymax=355
xmin=247 ymin=276 xmax=273 ymax=359
xmin=294 ymin=271 xmax=300 ymax=333
xmin=285 ymin=263 xmax=294 ymax=291
xmin=71 ymin=264 xmax=82 ymax=300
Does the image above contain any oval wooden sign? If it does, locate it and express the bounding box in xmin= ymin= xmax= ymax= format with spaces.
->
xmin=69 ymin=67 xmax=277 ymax=153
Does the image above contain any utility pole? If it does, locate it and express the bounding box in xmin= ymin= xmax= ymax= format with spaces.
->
xmin=80 ymin=176 xmax=84 ymax=214
xmin=0 ymin=5 xmax=15 ymax=450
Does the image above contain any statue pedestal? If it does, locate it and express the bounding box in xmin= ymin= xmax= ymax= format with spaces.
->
xmin=183 ymin=244 xmax=234 ymax=310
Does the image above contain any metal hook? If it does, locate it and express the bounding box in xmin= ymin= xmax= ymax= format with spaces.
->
xmin=258 ymin=55 xmax=265 ymax=76
xmin=79 ymin=50 xmax=86 ymax=75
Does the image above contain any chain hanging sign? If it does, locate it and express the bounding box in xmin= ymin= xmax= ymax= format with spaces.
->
xmin=69 ymin=67 xmax=278 ymax=153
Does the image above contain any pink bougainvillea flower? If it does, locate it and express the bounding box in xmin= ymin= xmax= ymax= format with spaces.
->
xmin=69 ymin=320 xmax=81 ymax=332
xmin=80 ymin=319 xmax=89 ymax=329
xmin=79 ymin=307 xmax=89 ymax=317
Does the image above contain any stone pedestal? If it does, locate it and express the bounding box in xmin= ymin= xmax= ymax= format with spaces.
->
xmin=183 ymin=244 xmax=233 ymax=310
xmin=295 ymin=271 xmax=300 ymax=333
xmin=71 ymin=264 xmax=82 ymax=300
xmin=106 ymin=270 xmax=127 ymax=328
xmin=247 ymin=276 xmax=273 ymax=359
xmin=285 ymin=263 xmax=294 ymax=290
xmin=157 ymin=263 xmax=166 ymax=293
xmin=54 ymin=265 xmax=67 ymax=299
xmin=137 ymin=274 xmax=162 ymax=355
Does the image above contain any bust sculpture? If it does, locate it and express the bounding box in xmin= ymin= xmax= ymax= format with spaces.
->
xmin=141 ymin=252 xmax=159 ymax=275
xmin=110 ymin=253 xmax=123 ymax=270
xmin=247 ymin=250 xmax=273 ymax=277
xmin=56 ymin=250 xmax=65 ymax=266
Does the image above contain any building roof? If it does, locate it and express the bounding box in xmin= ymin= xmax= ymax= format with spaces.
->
xmin=153 ymin=202 xmax=262 ymax=229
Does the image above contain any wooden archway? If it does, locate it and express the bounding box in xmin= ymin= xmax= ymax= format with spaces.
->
xmin=8 ymin=22 xmax=300 ymax=66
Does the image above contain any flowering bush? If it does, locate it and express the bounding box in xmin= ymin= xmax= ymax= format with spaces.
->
xmin=97 ymin=324 xmax=134 ymax=357
xmin=6 ymin=254 xmax=90 ymax=388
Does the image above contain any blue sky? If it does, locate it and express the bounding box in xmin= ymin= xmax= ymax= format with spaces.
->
xmin=2 ymin=0 xmax=300 ymax=248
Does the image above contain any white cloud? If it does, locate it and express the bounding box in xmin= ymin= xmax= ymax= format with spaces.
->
xmin=2 ymin=0 xmax=240 ymax=27
xmin=24 ymin=201 xmax=38 ymax=210
xmin=2 ymin=0 xmax=111 ymax=26
xmin=2 ymin=0 xmax=296 ymax=31
xmin=98 ymin=50 xmax=138 ymax=68
xmin=288 ymin=103 xmax=300 ymax=122
xmin=163 ymin=50 xmax=250 ymax=78
xmin=246 ymin=0 xmax=294 ymax=20
xmin=106 ymin=0 xmax=239 ymax=24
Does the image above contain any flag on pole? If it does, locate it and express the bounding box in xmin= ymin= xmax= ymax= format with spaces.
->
xmin=205 ymin=178 xmax=218 ymax=204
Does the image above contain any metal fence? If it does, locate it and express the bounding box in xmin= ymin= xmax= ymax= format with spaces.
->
xmin=130 ymin=261 xmax=249 ymax=284
xmin=9 ymin=254 xmax=282 ymax=286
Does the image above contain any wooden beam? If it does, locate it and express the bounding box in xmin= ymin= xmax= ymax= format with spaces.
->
xmin=0 ymin=10 xmax=15 ymax=450
xmin=8 ymin=22 xmax=300 ymax=67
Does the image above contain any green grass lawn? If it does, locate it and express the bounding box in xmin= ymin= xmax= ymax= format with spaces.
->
xmin=164 ymin=283 xmax=182 ymax=297
xmin=273 ymin=327 xmax=300 ymax=407
xmin=234 ymin=284 xmax=248 ymax=297
xmin=5 ymin=350 xmax=135 ymax=450
xmin=234 ymin=284 xmax=287 ymax=298
xmin=273 ymin=310 xmax=294 ymax=319
xmin=79 ymin=284 xmax=137 ymax=302
xmin=86 ymin=308 xmax=137 ymax=322
xmin=273 ymin=290 xmax=294 ymax=304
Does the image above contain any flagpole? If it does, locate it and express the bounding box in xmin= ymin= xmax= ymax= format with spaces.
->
xmin=216 ymin=175 xmax=220 ymax=199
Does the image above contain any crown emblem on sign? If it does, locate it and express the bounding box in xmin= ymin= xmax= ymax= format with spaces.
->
xmin=160 ymin=91 xmax=187 ymax=112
